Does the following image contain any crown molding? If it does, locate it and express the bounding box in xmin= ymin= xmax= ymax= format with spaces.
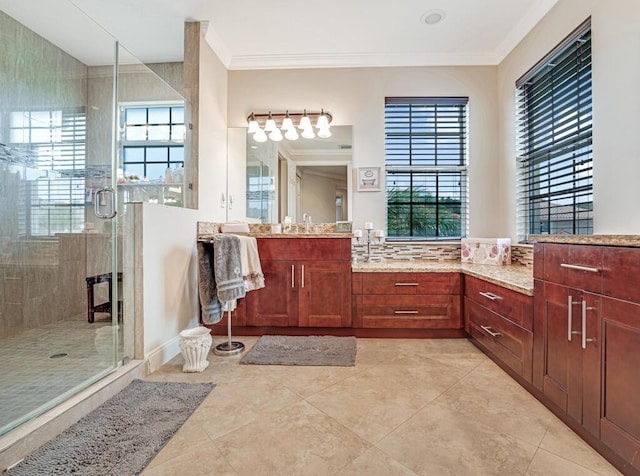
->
xmin=203 ymin=24 xmax=232 ymax=68
xmin=227 ymin=51 xmax=500 ymax=70
xmin=494 ymin=0 xmax=560 ymax=64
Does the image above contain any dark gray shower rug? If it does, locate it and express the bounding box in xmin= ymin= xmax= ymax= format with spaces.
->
xmin=240 ymin=335 xmax=357 ymax=366
xmin=6 ymin=379 xmax=214 ymax=476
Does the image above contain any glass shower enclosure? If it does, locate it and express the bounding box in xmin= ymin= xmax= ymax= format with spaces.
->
xmin=0 ymin=5 xmax=140 ymax=436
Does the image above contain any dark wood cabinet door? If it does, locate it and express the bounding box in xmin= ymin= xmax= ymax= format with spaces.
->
xmin=599 ymin=297 xmax=640 ymax=471
xmin=246 ymin=260 xmax=297 ymax=327
xmin=533 ymin=281 xmax=584 ymax=422
xmin=298 ymin=261 xmax=351 ymax=327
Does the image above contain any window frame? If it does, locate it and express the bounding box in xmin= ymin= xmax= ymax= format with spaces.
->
xmin=516 ymin=18 xmax=593 ymax=240
xmin=119 ymin=102 xmax=185 ymax=182
xmin=385 ymin=97 xmax=469 ymax=241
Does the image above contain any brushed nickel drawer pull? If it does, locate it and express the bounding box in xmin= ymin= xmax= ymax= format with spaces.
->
xmin=479 ymin=291 xmax=501 ymax=301
xmin=560 ymin=263 xmax=600 ymax=273
xmin=291 ymin=265 xmax=295 ymax=288
xmin=581 ymin=300 xmax=596 ymax=349
xmin=395 ymin=283 xmax=419 ymax=286
xmin=301 ymin=264 xmax=305 ymax=288
xmin=568 ymin=295 xmax=573 ymax=342
xmin=394 ymin=310 xmax=419 ymax=314
xmin=480 ymin=325 xmax=502 ymax=337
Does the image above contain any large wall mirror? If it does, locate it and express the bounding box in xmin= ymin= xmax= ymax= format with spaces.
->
xmin=228 ymin=126 xmax=352 ymax=224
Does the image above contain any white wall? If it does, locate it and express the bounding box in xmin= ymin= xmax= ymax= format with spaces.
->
xmin=228 ymin=66 xmax=500 ymax=237
xmin=142 ymin=27 xmax=229 ymax=370
xmin=497 ymin=0 xmax=640 ymax=239
xmin=197 ymin=28 xmax=229 ymax=221
xmin=142 ymin=203 xmax=199 ymax=370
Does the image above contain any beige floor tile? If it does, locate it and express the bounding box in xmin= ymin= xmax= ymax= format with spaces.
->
xmin=213 ymin=400 xmax=370 ymax=476
xmin=305 ymin=367 xmax=429 ymax=443
xmin=433 ymin=368 xmax=554 ymax=446
xmin=361 ymin=354 xmax=470 ymax=400
xmin=335 ymin=446 xmax=419 ymax=476
xmin=244 ymin=363 xmax=358 ymax=398
xmin=376 ymin=402 xmax=538 ymax=476
xmin=539 ymin=418 xmax=622 ymax=475
xmin=525 ymin=448 xmax=602 ymax=476
xmin=145 ymin=418 xmax=213 ymax=469
xmin=191 ymin=376 xmax=302 ymax=440
xmin=141 ymin=440 xmax=236 ymax=476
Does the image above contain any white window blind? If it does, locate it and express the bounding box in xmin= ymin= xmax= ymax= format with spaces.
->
xmin=9 ymin=109 xmax=87 ymax=236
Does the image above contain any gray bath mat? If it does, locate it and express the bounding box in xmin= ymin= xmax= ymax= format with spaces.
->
xmin=7 ymin=379 xmax=214 ymax=476
xmin=240 ymin=335 xmax=357 ymax=366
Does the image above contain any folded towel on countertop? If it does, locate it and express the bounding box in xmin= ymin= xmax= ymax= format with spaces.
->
xmin=235 ymin=234 xmax=265 ymax=292
xmin=220 ymin=222 xmax=250 ymax=234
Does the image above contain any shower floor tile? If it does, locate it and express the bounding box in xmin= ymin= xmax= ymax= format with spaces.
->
xmin=0 ymin=313 xmax=123 ymax=435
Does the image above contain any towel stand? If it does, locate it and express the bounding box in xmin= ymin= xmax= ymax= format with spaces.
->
xmin=213 ymin=305 xmax=244 ymax=356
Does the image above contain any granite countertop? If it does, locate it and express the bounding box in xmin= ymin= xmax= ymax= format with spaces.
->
xmin=352 ymin=260 xmax=533 ymax=296
xmin=197 ymin=233 xmax=351 ymax=241
xmin=248 ymin=233 xmax=351 ymax=239
xmin=527 ymin=234 xmax=640 ymax=247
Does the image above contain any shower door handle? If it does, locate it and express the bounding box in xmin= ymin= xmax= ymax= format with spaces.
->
xmin=94 ymin=187 xmax=117 ymax=219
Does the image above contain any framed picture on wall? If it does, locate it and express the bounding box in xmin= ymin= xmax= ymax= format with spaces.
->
xmin=355 ymin=167 xmax=381 ymax=192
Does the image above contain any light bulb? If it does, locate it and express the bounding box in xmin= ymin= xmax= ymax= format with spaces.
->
xmin=316 ymin=110 xmax=329 ymax=129
xmin=285 ymin=128 xmax=299 ymax=140
xmin=317 ymin=127 xmax=331 ymax=139
xmin=269 ymin=128 xmax=283 ymax=142
xmin=281 ymin=116 xmax=294 ymax=131
xmin=299 ymin=111 xmax=311 ymax=130
xmin=253 ymin=128 xmax=267 ymax=143
xmin=247 ymin=114 xmax=259 ymax=134
xmin=301 ymin=127 xmax=315 ymax=139
xmin=264 ymin=117 xmax=276 ymax=132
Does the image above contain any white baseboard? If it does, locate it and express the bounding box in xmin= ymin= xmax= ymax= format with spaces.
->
xmin=145 ymin=335 xmax=181 ymax=373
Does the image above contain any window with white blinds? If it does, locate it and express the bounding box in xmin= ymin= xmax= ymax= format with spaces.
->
xmin=516 ymin=19 xmax=592 ymax=239
xmin=385 ymin=97 xmax=468 ymax=239
xmin=9 ymin=109 xmax=87 ymax=237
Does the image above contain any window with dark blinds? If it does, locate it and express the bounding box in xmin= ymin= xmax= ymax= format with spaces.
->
xmin=516 ymin=19 xmax=592 ymax=239
xmin=385 ymin=97 xmax=468 ymax=239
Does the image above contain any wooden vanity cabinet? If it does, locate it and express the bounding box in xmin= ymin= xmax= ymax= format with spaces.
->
xmin=352 ymin=272 xmax=461 ymax=329
xmin=464 ymin=275 xmax=533 ymax=383
xmin=245 ymin=238 xmax=352 ymax=328
xmin=534 ymin=243 xmax=640 ymax=473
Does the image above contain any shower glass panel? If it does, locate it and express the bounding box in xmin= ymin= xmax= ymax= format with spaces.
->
xmin=0 ymin=6 xmax=129 ymax=436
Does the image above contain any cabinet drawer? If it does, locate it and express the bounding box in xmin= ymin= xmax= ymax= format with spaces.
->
xmin=466 ymin=298 xmax=532 ymax=382
xmin=257 ymin=238 xmax=350 ymax=261
xmin=602 ymin=247 xmax=640 ymax=304
xmin=361 ymin=295 xmax=461 ymax=329
xmin=465 ymin=276 xmax=533 ymax=330
xmin=361 ymin=272 xmax=460 ymax=295
xmin=539 ymin=243 xmax=602 ymax=293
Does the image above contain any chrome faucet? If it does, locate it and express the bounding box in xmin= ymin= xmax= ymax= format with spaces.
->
xmin=303 ymin=213 xmax=311 ymax=233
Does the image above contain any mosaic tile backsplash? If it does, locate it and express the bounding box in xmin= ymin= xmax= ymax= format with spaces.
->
xmin=197 ymin=222 xmax=534 ymax=267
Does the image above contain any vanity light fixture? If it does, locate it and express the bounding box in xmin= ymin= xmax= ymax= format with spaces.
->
xmin=246 ymin=110 xmax=333 ymax=142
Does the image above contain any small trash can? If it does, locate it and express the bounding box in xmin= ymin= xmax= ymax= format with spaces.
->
xmin=179 ymin=327 xmax=213 ymax=372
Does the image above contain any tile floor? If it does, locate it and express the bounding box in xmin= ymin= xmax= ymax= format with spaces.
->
xmin=0 ymin=313 xmax=123 ymax=436
xmin=143 ymin=337 xmax=621 ymax=476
